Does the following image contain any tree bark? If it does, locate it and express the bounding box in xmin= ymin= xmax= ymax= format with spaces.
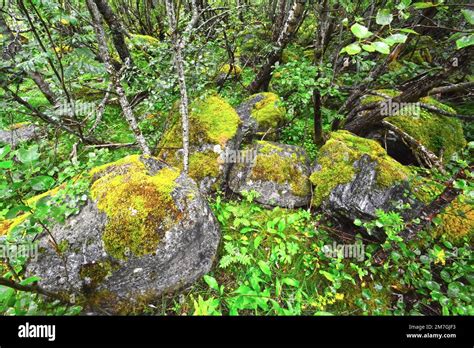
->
xmin=312 ymin=89 xmax=324 ymax=146
xmin=164 ymin=0 xmax=199 ymax=174
xmin=343 ymin=49 xmax=472 ymax=135
xmin=248 ymin=0 xmax=306 ymax=93
xmin=93 ymin=0 xmax=133 ymax=66
xmin=87 ymin=0 xmax=150 ymax=155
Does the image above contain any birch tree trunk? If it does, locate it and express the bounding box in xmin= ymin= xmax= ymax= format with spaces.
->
xmin=164 ymin=0 xmax=199 ymax=174
xmin=86 ymin=0 xmax=150 ymax=155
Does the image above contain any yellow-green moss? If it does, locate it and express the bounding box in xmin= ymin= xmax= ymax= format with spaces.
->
xmin=250 ymin=141 xmax=310 ymax=198
xmin=90 ymin=155 xmax=181 ymax=260
xmin=219 ymin=64 xmax=242 ymax=76
xmin=0 ymin=214 xmax=29 ymax=236
xmin=188 ymin=151 xmax=221 ymax=182
xmin=309 ymin=131 xmax=410 ymax=207
xmin=127 ymin=34 xmax=160 ymax=48
xmin=432 ymin=196 xmax=474 ymax=244
xmin=387 ymin=99 xmax=466 ymax=162
xmin=0 ymin=185 xmax=64 ymax=236
xmin=8 ymin=122 xmax=31 ymax=130
xmin=161 ymin=95 xmax=240 ymax=149
xmin=79 ymin=260 xmax=115 ymax=288
xmin=249 ymin=92 xmax=286 ymax=131
xmin=360 ymin=89 xmax=401 ymax=105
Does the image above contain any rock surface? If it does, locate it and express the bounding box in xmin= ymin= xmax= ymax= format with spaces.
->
xmin=228 ymin=141 xmax=311 ymax=208
xmin=158 ymin=95 xmax=242 ymax=193
xmin=310 ymin=131 xmax=421 ymax=233
xmin=25 ymin=155 xmax=220 ymax=314
xmin=0 ymin=123 xmax=41 ymax=148
xmin=236 ymin=92 xmax=285 ymax=141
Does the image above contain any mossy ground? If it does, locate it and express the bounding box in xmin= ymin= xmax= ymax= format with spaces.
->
xmin=309 ymin=131 xmax=410 ymax=207
xmin=90 ymin=155 xmax=181 ymax=260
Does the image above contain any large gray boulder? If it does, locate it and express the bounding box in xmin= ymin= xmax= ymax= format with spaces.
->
xmin=310 ymin=131 xmax=422 ymax=237
xmin=228 ymin=141 xmax=311 ymax=208
xmin=0 ymin=123 xmax=41 ymax=148
xmin=25 ymin=155 xmax=220 ymax=314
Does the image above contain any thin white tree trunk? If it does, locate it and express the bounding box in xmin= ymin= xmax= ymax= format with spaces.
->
xmin=86 ymin=0 xmax=151 ymax=155
xmin=165 ymin=0 xmax=199 ymax=174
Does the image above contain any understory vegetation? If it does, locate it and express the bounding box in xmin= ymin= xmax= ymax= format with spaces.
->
xmin=0 ymin=0 xmax=472 ymax=316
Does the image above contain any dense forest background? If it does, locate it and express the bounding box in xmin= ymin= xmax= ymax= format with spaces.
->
xmin=0 ymin=0 xmax=472 ymax=316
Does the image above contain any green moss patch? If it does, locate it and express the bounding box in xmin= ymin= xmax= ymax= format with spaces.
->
xmin=161 ymin=95 xmax=240 ymax=148
xmin=309 ymin=131 xmax=410 ymax=207
xmin=90 ymin=155 xmax=181 ymax=260
xmin=387 ymin=99 xmax=466 ymax=162
xmin=250 ymin=141 xmax=310 ymax=198
xmin=248 ymin=92 xmax=286 ymax=131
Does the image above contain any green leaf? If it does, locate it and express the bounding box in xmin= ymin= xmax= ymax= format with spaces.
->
xmin=383 ymin=34 xmax=408 ymax=46
xmin=281 ymin=277 xmax=299 ymax=287
xmin=6 ymin=205 xmax=31 ymax=219
xmin=362 ymin=44 xmax=376 ymax=52
xmin=203 ymin=275 xmax=219 ymax=291
xmin=0 ymin=160 xmax=13 ymax=169
xmin=350 ymin=23 xmax=372 ymax=39
xmin=376 ymin=9 xmax=393 ymax=26
xmin=461 ymin=9 xmax=474 ymax=25
xmin=0 ymin=145 xmax=11 ymax=160
xmin=372 ymin=41 xmax=390 ymax=54
xmin=319 ymin=270 xmax=335 ymax=283
xmin=343 ymin=42 xmax=361 ymax=55
xmin=17 ymin=145 xmax=40 ymax=164
xmin=413 ymin=2 xmax=436 ymax=9
xmin=30 ymin=176 xmax=55 ymax=191
xmin=456 ymin=35 xmax=474 ymax=49
xmin=314 ymin=311 xmax=334 ymax=316
xmin=258 ymin=261 xmax=272 ymax=276
xmin=399 ymin=28 xmax=419 ymax=35
xmin=447 ymin=282 xmax=462 ymax=298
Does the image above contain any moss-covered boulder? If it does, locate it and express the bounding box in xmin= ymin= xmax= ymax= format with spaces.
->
xmin=0 ymin=123 xmax=41 ymax=148
xmin=25 ymin=155 xmax=220 ymax=314
xmin=236 ymin=92 xmax=286 ymax=142
xmin=215 ymin=63 xmax=242 ymax=86
xmin=363 ymin=90 xmax=466 ymax=165
xmin=310 ymin=131 xmax=421 ymax=230
xmin=228 ymin=141 xmax=311 ymax=208
xmin=157 ymin=95 xmax=242 ymax=193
